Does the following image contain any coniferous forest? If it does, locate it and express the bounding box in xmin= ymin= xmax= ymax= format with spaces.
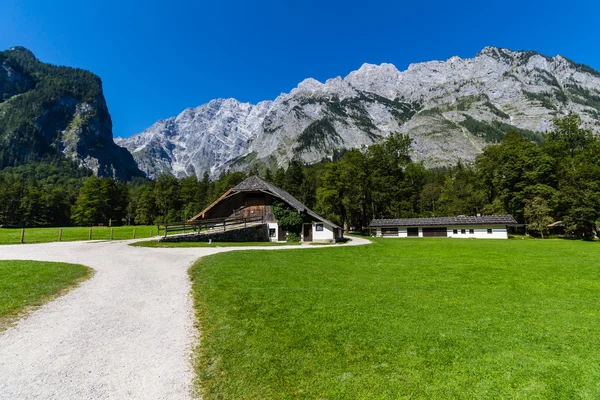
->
xmin=1 ymin=114 xmax=599 ymax=239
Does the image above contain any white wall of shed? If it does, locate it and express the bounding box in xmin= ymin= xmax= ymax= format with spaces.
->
xmin=311 ymin=222 xmax=336 ymax=242
xmin=376 ymin=225 xmax=509 ymax=239
xmin=447 ymin=225 xmax=508 ymax=239
xmin=267 ymin=222 xmax=281 ymax=242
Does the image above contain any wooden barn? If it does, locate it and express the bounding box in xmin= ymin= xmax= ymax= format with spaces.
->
xmin=189 ymin=176 xmax=343 ymax=243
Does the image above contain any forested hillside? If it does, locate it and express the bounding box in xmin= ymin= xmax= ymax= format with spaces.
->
xmin=2 ymin=114 xmax=599 ymax=239
xmin=0 ymin=47 xmax=142 ymax=179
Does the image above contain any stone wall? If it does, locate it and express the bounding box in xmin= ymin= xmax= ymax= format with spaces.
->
xmin=161 ymin=224 xmax=269 ymax=243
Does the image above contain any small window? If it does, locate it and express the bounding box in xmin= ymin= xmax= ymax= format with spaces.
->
xmin=269 ymin=228 xmax=276 ymax=238
xmin=315 ymin=224 xmax=324 ymax=232
xmin=461 ymin=229 xmax=466 ymax=234
xmin=453 ymin=229 xmax=458 ymax=234
xmin=469 ymin=229 xmax=474 ymax=234
xmin=487 ymin=228 xmax=493 ymax=234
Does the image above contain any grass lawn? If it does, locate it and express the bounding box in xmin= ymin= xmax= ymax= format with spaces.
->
xmin=190 ymin=238 xmax=600 ymax=399
xmin=0 ymin=260 xmax=91 ymax=329
xmin=131 ymin=240 xmax=299 ymax=248
xmin=0 ymin=225 xmax=158 ymax=245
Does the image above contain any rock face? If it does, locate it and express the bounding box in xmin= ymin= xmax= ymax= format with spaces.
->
xmin=0 ymin=47 xmax=143 ymax=180
xmin=118 ymin=47 xmax=600 ymax=178
xmin=117 ymin=98 xmax=272 ymax=178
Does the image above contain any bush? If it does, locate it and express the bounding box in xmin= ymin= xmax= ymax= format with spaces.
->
xmin=286 ymin=232 xmax=301 ymax=243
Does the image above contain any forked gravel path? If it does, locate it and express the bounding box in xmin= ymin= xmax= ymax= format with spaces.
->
xmin=0 ymin=236 xmax=369 ymax=399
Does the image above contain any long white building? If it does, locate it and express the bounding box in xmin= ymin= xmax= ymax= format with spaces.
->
xmin=369 ymin=215 xmax=517 ymax=239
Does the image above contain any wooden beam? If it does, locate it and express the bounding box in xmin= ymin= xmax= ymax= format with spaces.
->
xmin=189 ymin=188 xmax=233 ymax=222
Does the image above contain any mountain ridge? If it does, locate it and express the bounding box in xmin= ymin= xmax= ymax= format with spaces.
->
xmin=117 ymin=47 xmax=600 ymax=178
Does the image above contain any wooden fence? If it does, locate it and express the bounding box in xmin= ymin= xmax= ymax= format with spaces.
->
xmin=158 ymin=215 xmax=265 ymax=238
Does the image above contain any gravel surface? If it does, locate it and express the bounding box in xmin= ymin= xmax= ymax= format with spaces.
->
xmin=0 ymin=236 xmax=370 ymax=399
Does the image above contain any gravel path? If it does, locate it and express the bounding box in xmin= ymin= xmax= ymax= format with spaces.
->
xmin=0 ymin=236 xmax=370 ymax=399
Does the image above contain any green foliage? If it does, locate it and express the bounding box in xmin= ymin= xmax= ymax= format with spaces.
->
xmin=71 ymin=176 xmax=128 ymax=226
xmin=272 ymin=200 xmax=304 ymax=234
xmin=0 ymin=158 xmax=91 ymax=226
xmin=0 ymin=47 xmax=106 ymax=169
xmin=523 ymin=91 xmax=557 ymax=109
xmin=285 ymin=232 xmax=301 ymax=243
xmin=294 ymin=118 xmax=340 ymax=152
xmin=524 ymin=197 xmax=553 ymax=238
xmin=564 ymin=84 xmax=600 ymax=111
xmin=459 ymin=116 xmax=544 ymax=143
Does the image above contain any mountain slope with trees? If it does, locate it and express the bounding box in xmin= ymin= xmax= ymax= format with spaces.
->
xmin=0 ymin=46 xmax=143 ymax=180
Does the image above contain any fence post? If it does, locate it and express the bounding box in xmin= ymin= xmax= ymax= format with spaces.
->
xmin=133 ymin=228 xmax=136 ymax=239
xmin=89 ymin=228 xmax=92 ymax=240
xmin=223 ymin=221 xmax=226 ymax=232
xmin=150 ymin=228 xmax=153 ymax=237
xmin=110 ymin=228 xmax=114 ymax=240
xmin=20 ymin=228 xmax=25 ymax=244
xmin=58 ymin=228 xmax=63 ymax=242
xmin=164 ymin=225 xmax=167 ymax=239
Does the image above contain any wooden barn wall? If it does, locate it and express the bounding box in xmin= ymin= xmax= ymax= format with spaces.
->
xmin=204 ymin=192 xmax=276 ymax=222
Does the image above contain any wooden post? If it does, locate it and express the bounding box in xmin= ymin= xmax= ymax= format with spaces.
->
xmin=109 ymin=218 xmax=112 ymax=227
xmin=20 ymin=228 xmax=25 ymax=244
xmin=133 ymin=228 xmax=136 ymax=239
xmin=183 ymin=223 xmax=186 ymax=233
xmin=223 ymin=221 xmax=226 ymax=232
xmin=164 ymin=225 xmax=167 ymax=239
xmin=58 ymin=228 xmax=63 ymax=242
xmin=110 ymin=228 xmax=114 ymax=240
xmin=89 ymin=228 xmax=92 ymax=240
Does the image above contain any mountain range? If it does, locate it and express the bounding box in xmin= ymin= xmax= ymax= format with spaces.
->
xmin=2 ymin=46 xmax=600 ymax=181
xmin=117 ymin=46 xmax=600 ymax=178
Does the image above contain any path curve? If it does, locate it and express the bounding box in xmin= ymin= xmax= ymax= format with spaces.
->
xmin=0 ymin=236 xmax=370 ymax=400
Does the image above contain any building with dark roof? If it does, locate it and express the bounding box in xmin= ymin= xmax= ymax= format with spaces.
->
xmin=368 ymin=215 xmax=517 ymax=239
xmin=189 ymin=176 xmax=343 ymax=243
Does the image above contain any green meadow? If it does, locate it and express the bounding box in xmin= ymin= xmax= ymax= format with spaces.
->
xmin=0 ymin=225 xmax=159 ymax=244
xmin=190 ymin=238 xmax=600 ymax=399
xmin=0 ymin=260 xmax=91 ymax=329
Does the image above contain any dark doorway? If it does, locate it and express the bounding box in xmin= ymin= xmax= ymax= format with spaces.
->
xmin=278 ymin=226 xmax=286 ymax=241
xmin=407 ymin=227 xmax=419 ymax=237
xmin=303 ymin=224 xmax=313 ymax=242
xmin=422 ymin=227 xmax=448 ymax=237
xmin=382 ymin=228 xmax=399 ymax=237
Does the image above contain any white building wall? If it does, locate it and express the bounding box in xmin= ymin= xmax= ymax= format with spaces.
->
xmin=267 ymin=222 xmax=281 ymax=242
xmin=311 ymin=222 xmax=336 ymax=243
xmin=376 ymin=225 xmax=509 ymax=239
xmin=447 ymin=225 xmax=508 ymax=239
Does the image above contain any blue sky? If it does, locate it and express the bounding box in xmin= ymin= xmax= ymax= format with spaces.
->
xmin=1 ymin=0 xmax=598 ymax=137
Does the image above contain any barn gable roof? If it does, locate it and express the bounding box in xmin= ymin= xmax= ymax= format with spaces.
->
xmin=369 ymin=215 xmax=517 ymax=228
xmin=190 ymin=176 xmax=342 ymax=230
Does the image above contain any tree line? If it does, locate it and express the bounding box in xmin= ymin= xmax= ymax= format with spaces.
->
xmin=1 ymin=114 xmax=599 ymax=238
